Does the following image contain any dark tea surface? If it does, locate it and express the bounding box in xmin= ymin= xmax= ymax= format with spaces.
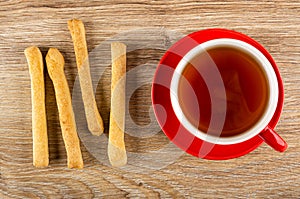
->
xmin=178 ymin=47 xmax=269 ymax=137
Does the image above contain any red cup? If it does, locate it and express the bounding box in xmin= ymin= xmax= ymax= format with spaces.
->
xmin=152 ymin=29 xmax=287 ymax=160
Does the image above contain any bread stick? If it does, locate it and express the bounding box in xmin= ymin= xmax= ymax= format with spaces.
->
xmin=25 ymin=46 xmax=49 ymax=168
xmin=68 ymin=19 xmax=104 ymax=136
xmin=46 ymin=48 xmax=83 ymax=169
xmin=108 ymin=42 xmax=127 ymax=167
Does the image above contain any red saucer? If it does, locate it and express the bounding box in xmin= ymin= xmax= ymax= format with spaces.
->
xmin=151 ymin=28 xmax=284 ymax=160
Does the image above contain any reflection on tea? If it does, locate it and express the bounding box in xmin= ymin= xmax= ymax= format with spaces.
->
xmin=178 ymin=47 xmax=269 ymax=137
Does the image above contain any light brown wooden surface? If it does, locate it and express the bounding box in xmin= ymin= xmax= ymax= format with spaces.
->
xmin=0 ymin=0 xmax=299 ymax=198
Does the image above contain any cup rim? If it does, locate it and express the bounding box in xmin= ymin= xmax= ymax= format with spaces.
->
xmin=170 ymin=38 xmax=279 ymax=145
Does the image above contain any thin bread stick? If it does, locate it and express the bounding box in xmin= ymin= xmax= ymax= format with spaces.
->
xmin=68 ymin=19 xmax=104 ymax=136
xmin=108 ymin=42 xmax=127 ymax=167
xmin=46 ymin=48 xmax=83 ymax=169
xmin=25 ymin=46 xmax=49 ymax=168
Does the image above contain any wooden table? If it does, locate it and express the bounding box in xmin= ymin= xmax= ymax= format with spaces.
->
xmin=1 ymin=0 xmax=299 ymax=198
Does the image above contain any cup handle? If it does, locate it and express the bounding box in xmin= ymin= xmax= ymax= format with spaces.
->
xmin=259 ymin=127 xmax=287 ymax=152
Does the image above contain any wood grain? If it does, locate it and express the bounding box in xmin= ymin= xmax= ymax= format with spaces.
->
xmin=0 ymin=0 xmax=299 ymax=198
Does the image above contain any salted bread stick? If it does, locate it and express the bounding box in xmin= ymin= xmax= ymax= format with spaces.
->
xmin=108 ymin=42 xmax=127 ymax=167
xmin=68 ymin=19 xmax=104 ymax=136
xmin=25 ymin=46 xmax=49 ymax=168
xmin=46 ymin=48 xmax=83 ymax=169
